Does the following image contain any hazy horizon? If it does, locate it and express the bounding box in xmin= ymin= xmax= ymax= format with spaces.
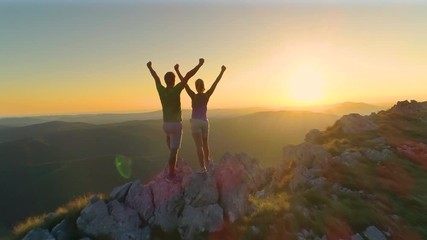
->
xmin=1 ymin=0 xmax=426 ymax=116
xmin=0 ymin=100 xmax=398 ymax=118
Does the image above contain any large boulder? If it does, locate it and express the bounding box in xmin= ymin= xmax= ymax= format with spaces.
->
xmin=305 ymin=129 xmax=322 ymax=143
xmin=183 ymin=171 xmax=219 ymax=207
xmin=149 ymin=177 xmax=185 ymax=232
xmin=178 ymin=204 xmax=224 ymax=240
xmin=23 ymin=228 xmax=55 ymax=240
xmin=77 ymin=197 xmax=144 ymax=239
xmin=51 ymin=219 xmax=74 ymax=240
xmin=76 ymin=197 xmax=115 ymax=237
xmin=282 ymin=142 xmax=332 ymax=170
xmin=336 ymin=113 xmax=379 ymax=134
xmin=109 ymin=200 xmax=141 ymax=230
xmin=110 ymin=181 xmax=133 ymax=202
xmin=125 ymin=181 xmax=154 ymax=222
xmin=214 ymin=153 xmax=266 ymax=222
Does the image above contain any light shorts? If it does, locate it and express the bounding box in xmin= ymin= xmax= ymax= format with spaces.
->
xmin=163 ymin=122 xmax=183 ymax=149
xmin=190 ymin=119 xmax=209 ymax=137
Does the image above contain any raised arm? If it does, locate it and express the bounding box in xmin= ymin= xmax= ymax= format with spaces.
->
xmin=175 ymin=64 xmax=195 ymax=98
xmin=206 ymin=65 xmax=226 ymax=97
xmin=146 ymin=61 xmax=162 ymax=87
xmin=179 ymin=58 xmax=204 ymax=85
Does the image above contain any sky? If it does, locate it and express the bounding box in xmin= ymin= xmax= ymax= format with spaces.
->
xmin=1 ymin=0 xmax=427 ymax=117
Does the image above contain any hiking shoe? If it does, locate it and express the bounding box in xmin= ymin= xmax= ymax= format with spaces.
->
xmin=165 ymin=174 xmax=181 ymax=184
xmin=206 ymin=159 xmax=214 ymax=171
xmin=197 ymin=167 xmax=208 ymax=174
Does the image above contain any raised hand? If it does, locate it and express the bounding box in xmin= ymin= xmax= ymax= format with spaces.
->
xmin=199 ymin=58 xmax=205 ymax=65
xmin=221 ymin=65 xmax=226 ymax=72
xmin=174 ymin=64 xmax=179 ymax=71
xmin=147 ymin=61 xmax=152 ymax=68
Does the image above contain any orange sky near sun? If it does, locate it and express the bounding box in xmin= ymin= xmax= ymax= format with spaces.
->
xmin=1 ymin=1 xmax=426 ymax=116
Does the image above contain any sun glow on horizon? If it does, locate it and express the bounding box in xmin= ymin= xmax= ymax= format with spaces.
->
xmin=287 ymin=66 xmax=327 ymax=106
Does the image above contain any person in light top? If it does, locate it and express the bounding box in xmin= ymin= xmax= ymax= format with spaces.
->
xmin=175 ymin=63 xmax=226 ymax=173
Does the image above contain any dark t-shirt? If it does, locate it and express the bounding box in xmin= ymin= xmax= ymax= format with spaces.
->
xmin=156 ymin=82 xmax=184 ymax=122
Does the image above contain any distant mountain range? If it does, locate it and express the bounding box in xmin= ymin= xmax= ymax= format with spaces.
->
xmin=0 ymin=109 xmax=342 ymax=230
xmin=283 ymin=101 xmax=387 ymax=116
xmin=0 ymin=108 xmax=268 ymax=127
xmin=0 ymin=102 xmax=386 ymax=127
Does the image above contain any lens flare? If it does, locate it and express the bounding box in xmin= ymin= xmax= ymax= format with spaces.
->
xmin=115 ymin=155 xmax=132 ymax=179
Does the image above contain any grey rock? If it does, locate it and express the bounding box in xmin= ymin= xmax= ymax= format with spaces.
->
xmin=254 ymin=188 xmax=272 ymax=199
xmin=341 ymin=151 xmax=363 ymax=166
xmin=76 ymin=198 xmax=115 ymax=237
xmin=183 ymin=171 xmax=218 ymax=207
xmin=282 ymin=142 xmax=332 ymax=170
xmin=109 ymin=200 xmax=141 ymax=230
xmin=351 ymin=233 xmax=364 ymax=240
xmin=23 ymin=228 xmax=55 ymax=240
xmin=288 ymin=166 xmax=324 ymax=192
xmin=112 ymin=228 xmax=150 ymax=240
xmin=337 ymin=113 xmax=379 ymax=134
xmin=390 ymin=100 xmax=426 ymax=114
xmin=305 ymin=129 xmax=322 ymax=143
xmin=140 ymin=226 xmax=151 ymax=240
xmin=250 ymin=225 xmax=261 ymax=236
xmin=333 ymin=183 xmax=354 ymax=194
xmin=214 ymin=155 xmax=252 ymax=222
xmin=149 ymin=177 xmax=185 ymax=232
xmin=308 ymin=176 xmax=327 ymax=188
xmin=364 ymin=226 xmax=387 ymax=240
xmin=125 ymin=181 xmax=154 ymax=222
xmin=364 ymin=149 xmax=394 ymax=162
xmin=51 ymin=219 xmax=74 ymax=240
xmin=178 ymin=204 xmax=224 ymax=239
xmin=368 ymin=137 xmax=387 ymax=147
xmin=110 ymin=181 xmax=134 ymax=202
xmin=297 ymin=228 xmax=316 ymax=240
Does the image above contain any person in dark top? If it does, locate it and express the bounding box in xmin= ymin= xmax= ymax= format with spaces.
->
xmin=175 ymin=64 xmax=226 ymax=173
xmin=147 ymin=59 xmax=204 ymax=182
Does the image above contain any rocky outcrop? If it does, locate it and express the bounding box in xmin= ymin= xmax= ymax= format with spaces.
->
xmin=336 ymin=113 xmax=379 ymax=134
xmin=36 ymin=153 xmax=267 ymax=240
xmin=305 ymin=128 xmax=322 ymax=144
xmin=389 ymin=100 xmax=427 ymax=115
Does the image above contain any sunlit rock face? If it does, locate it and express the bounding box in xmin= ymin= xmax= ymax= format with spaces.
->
xmin=72 ymin=153 xmax=267 ymax=240
xmin=389 ymin=100 xmax=427 ymax=115
xmin=336 ymin=113 xmax=379 ymax=135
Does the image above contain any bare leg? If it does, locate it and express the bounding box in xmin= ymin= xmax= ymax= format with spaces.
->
xmin=169 ymin=148 xmax=178 ymax=176
xmin=202 ymin=136 xmax=210 ymax=166
xmin=192 ymin=132 xmax=205 ymax=170
xmin=166 ymin=136 xmax=171 ymax=150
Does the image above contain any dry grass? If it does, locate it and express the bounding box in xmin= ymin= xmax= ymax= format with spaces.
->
xmin=12 ymin=193 xmax=106 ymax=238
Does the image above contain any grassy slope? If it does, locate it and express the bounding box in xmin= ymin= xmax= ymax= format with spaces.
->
xmin=227 ymin=109 xmax=427 ymax=239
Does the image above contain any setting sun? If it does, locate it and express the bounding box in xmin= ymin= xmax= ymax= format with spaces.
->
xmin=288 ymin=67 xmax=326 ymax=106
